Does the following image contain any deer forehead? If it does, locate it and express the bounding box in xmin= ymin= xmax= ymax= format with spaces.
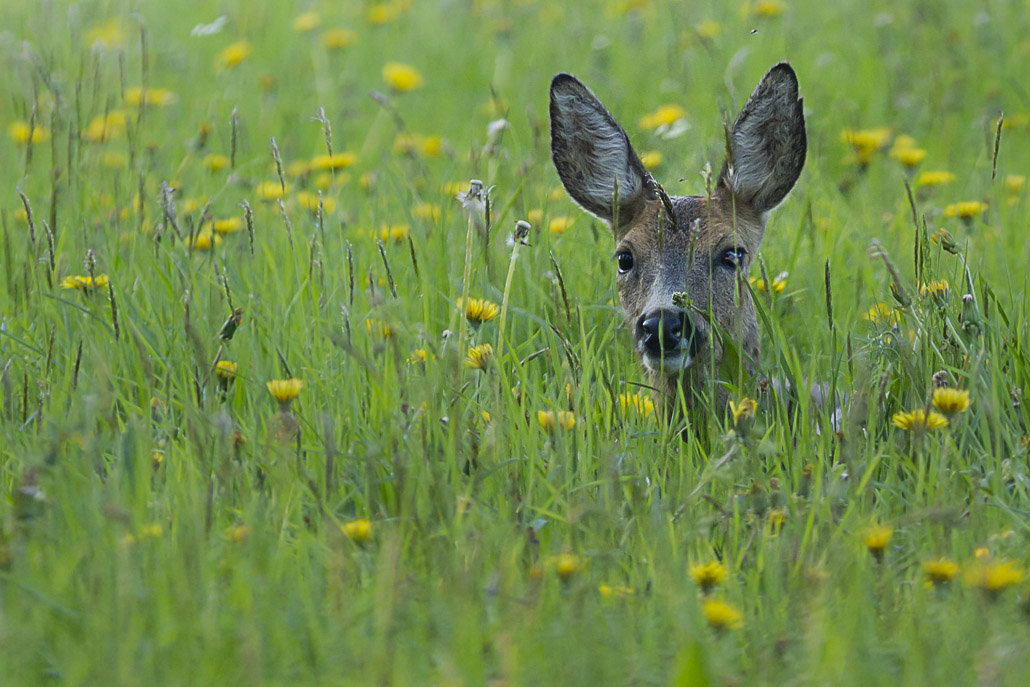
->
xmin=619 ymin=197 xmax=766 ymax=259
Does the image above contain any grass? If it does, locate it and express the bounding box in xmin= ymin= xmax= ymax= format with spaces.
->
xmin=1 ymin=0 xmax=1030 ymax=684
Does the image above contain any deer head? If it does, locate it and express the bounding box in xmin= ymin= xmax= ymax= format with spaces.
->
xmin=549 ymin=63 xmax=806 ymax=404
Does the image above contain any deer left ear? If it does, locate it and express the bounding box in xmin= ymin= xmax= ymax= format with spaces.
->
xmin=718 ymin=62 xmax=806 ymax=214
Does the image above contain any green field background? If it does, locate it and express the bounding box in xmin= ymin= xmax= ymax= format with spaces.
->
xmin=1 ymin=0 xmax=1029 ymax=684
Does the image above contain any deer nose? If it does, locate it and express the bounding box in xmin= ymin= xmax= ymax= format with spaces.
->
xmin=637 ymin=308 xmax=689 ymax=356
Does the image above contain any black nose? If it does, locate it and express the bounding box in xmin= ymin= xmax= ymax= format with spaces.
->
xmin=637 ymin=308 xmax=689 ymax=356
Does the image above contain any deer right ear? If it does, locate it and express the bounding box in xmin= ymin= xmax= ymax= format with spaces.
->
xmin=549 ymin=74 xmax=652 ymax=232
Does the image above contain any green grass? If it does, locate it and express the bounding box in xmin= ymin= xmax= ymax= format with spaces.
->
xmin=2 ymin=0 xmax=1030 ymax=684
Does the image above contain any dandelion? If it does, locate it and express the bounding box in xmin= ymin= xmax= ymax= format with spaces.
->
xmin=82 ymin=110 xmax=128 ymax=142
xmin=123 ymin=87 xmax=176 ymax=106
xmin=413 ymin=202 xmax=441 ymax=221
xmin=915 ymin=170 xmax=956 ymax=188
xmin=292 ymin=12 xmax=321 ymax=32
xmin=464 ymin=343 xmax=493 ymax=370
xmin=226 ymin=525 xmax=248 ymax=543
xmin=140 ymin=523 xmax=163 ymax=539
xmin=267 ymin=378 xmax=303 ymax=404
xmin=296 ymin=191 xmax=336 ymax=214
xmin=863 ymin=524 xmax=892 ymax=561
xmin=639 ymin=150 xmax=663 ymax=169
xmin=922 ymin=558 xmax=959 ymax=586
xmin=943 ymin=201 xmax=987 ymax=220
xmin=555 ymin=552 xmax=584 ymax=581
xmin=639 ymin=104 xmax=685 ymax=130
xmin=702 ymin=598 xmax=743 ymax=631
xmin=975 ymin=547 xmax=991 ymax=560
xmin=458 ymin=297 xmax=499 ymax=324
xmin=729 ymin=397 xmax=757 ymax=426
xmin=367 ymin=2 xmax=402 ymax=24
xmin=618 ymin=392 xmax=655 ymax=417
xmin=965 ymin=559 xmax=1024 ymax=598
xmin=1005 ymin=174 xmax=1025 ymax=195
xmin=932 ymin=387 xmax=970 ymax=416
xmin=919 ymin=279 xmax=949 ymax=300
xmin=690 ymin=561 xmax=728 ymax=594
xmin=549 ymin=216 xmax=574 ymax=234
xmin=85 ymin=18 xmax=127 ymax=49
xmin=204 ymin=154 xmax=229 ymax=173
xmin=256 ymin=181 xmax=288 ymax=201
xmin=187 ymin=231 xmax=223 ymax=251
xmin=382 ymin=62 xmax=424 ymax=92
xmin=364 ymin=319 xmax=393 ymax=339
xmin=217 ymin=41 xmax=253 ymax=70
xmin=310 ymin=152 xmax=358 ymax=170
xmin=407 ymin=348 xmax=431 ymax=365
xmin=8 ymin=121 xmax=49 ymax=144
xmin=378 ymin=223 xmax=409 ymax=243
xmin=537 ymin=410 xmax=576 ymax=432
xmin=598 ymin=583 xmax=635 ymax=599
xmin=342 ymin=519 xmax=373 ymax=543
xmin=287 ymin=160 xmax=310 ymax=178
xmin=841 ymin=127 xmax=891 ymax=164
xmin=212 ymin=218 xmax=243 ymax=235
xmin=750 ymin=273 xmax=788 ymax=294
xmin=324 ymin=28 xmax=357 ymax=50
xmin=768 ymin=508 xmax=787 ymax=530
xmin=215 ymin=360 xmax=238 ymax=380
xmin=60 ymin=274 xmax=110 ymax=292
xmin=863 ymin=303 xmax=898 ymax=324
xmin=891 ymin=408 xmax=949 ymax=432
xmin=890 ymin=146 xmax=927 ymax=167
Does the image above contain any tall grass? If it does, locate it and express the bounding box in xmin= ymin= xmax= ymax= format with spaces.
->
xmin=1 ymin=0 xmax=1029 ymax=684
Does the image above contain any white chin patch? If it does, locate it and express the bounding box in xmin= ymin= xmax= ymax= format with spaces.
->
xmin=641 ymin=353 xmax=693 ymax=375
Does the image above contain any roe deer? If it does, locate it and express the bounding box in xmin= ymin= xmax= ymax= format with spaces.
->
xmin=549 ymin=62 xmax=806 ymax=407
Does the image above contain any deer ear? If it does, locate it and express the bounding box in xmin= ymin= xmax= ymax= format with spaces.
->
xmin=718 ymin=62 xmax=806 ymax=214
xmin=550 ymin=73 xmax=652 ymax=230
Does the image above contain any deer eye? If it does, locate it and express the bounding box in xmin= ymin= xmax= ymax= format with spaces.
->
xmin=720 ymin=247 xmax=747 ymax=270
xmin=616 ymin=251 xmax=634 ymax=274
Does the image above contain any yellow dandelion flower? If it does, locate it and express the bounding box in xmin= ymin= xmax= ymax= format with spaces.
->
xmin=695 ymin=21 xmax=721 ymax=39
xmin=548 ymin=186 xmax=567 ymax=202
xmin=1005 ymin=174 xmax=1026 ymax=195
xmin=217 ymin=41 xmax=253 ymax=70
xmin=458 ymin=298 xmax=500 ymax=324
xmin=287 ymin=160 xmax=310 ymax=178
xmin=103 ymin=151 xmax=127 ymax=169
xmin=85 ymin=18 xmax=127 ymax=49
xmin=60 ymin=274 xmax=110 ymax=291
xmin=378 ymin=223 xmax=409 ymax=243
xmin=555 ymin=552 xmax=584 ymax=580
xmin=203 ymin=154 xmax=229 ymax=173
xmin=292 ymin=11 xmax=321 ymax=32
xmin=965 ymin=559 xmax=1024 ymax=596
xmin=841 ymin=127 xmax=891 ymax=164
xmin=382 ymin=62 xmax=424 ymax=92
xmin=213 ymin=218 xmax=243 ymax=235
xmin=598 ymin=583 xmax=635 ymax=599
xmin=215 ymin=360 xmax=238 ymax=380
xmin=639 ymin=104 xmax=685 ymax=130
xmin=364 ymin=319 xmax=393 ymax=339
xmin=862 ymin=303 xmax=899 ymax=325
xmin=922 ymin=558 xmax=959 ymax=586
xmin=367 ymin=2 xmax=403 ymax=24
xmin=863 ymin=524 xmax=892 ymax=559
xmin=465 ymin=343 xmax=494 ymax=371
xmin=140 ymin=523 xmax=163 ymax=539
xmin=413 ymin=202 xmax=441 ymax=222
xmin=729 ymin=397 xmax=758 ymax=425
xmin=324 ymin=28 xmax=357 ymax=50
xmin=407 ymin=348 xmax=431 ymax=365
xmin=536 ymin=410 xmax=575 ymax=431
xmin=750 ymin=273 xmax=787 ymax=294
xmin=549 ymin=216 xmax=574 ymax=234
xmin=226 ymin=525 xmax=248 ymax=543
xmin=419 ymin=136 xmax=443 ymax=156
xmin=256 ymin=181 xmax=288 ymax=201
xmin=341 ymin=519 xmax=373 ymax=543
xmin=639 ymin=150 xmax=663 ymax=169
xmin=768 ymin=508 xmax=787 ymax=529
xmin=618 ymin=392 xmax=654 ymax=417
xmin=527 ymin=209 xmax=544 ymax=225
xmin=919 ymin=279 xmax=949 ymax=299
xmin=267 ymin=378 xmax=303 ymax=403
xmin=702 ymin=598 xmax=743 ymax=631
xmin=689 ymin=561 xmax=728 ymax=593
xmin=890 ymin=147 xmax=926 ymax=167
xmin=892 ymin=134 xmax=918 ymax=150
xmin=82 ymin=110 xmax=128 ymax=142
xmin=296 ymin=191 xmax=336 ymax=214
xmin=892 ymin=408 xmax=949 ymax=432
xmin=932 ymin=387 xmax=970 ymax=415
xmin=8 ymin=121 xmax=49 ymax=144
xmin=915 ymin=170 xmax=956 ymax=188
xmin=943 ymin=201 xmax=987 ymax=220
xmin=975 ymin=547 xmax=991 ymax=559
xmin=187 ymin=231 xmax=222 ymax=251
xmin=310 ymin=152 xmax=357 ymax=170
xmin=123 ymin=87 xmax=176 ymax=107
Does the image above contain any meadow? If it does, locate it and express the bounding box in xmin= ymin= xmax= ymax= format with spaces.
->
xmin=1 ymin=0 xmax=1030 ymax=684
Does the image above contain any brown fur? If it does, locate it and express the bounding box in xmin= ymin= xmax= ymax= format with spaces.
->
xmin=549 ymin=63 xmax=806 ymax=407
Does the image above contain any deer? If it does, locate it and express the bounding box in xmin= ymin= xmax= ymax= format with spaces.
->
xmin=549 ymin=62 xmax=807 ymax=412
